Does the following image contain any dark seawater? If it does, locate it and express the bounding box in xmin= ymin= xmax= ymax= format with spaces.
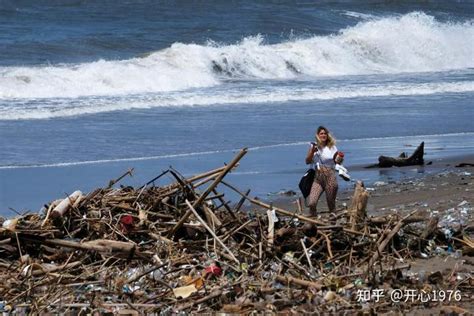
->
xmin=0 ymin=1 xmax=473 ymax=214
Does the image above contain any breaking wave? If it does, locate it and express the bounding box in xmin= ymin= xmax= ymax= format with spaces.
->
xmin=0 ymin=12 xmax=473 ymax=99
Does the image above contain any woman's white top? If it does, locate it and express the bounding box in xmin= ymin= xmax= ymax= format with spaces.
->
xmin=313 ymin=145 xmax=338 ymax=168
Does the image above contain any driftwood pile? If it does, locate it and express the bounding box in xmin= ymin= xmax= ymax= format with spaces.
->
xmin=0 ymin=149 xmax=472 ymax=314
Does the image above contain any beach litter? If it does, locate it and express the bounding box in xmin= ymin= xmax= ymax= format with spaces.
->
xmin=0 ymin=149 xmax=472 ymax=314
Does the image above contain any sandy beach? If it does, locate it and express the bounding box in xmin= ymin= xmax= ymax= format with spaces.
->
xmin=263 ymin=154 xmax=473 ymax=212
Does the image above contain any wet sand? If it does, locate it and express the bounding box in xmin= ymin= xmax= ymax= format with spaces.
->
xmin=262 ymin=154 xmax=473 ymax=216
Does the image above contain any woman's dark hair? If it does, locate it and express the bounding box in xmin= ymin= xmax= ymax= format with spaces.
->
xmin=317 ymin=126 xmax=328 ymax=134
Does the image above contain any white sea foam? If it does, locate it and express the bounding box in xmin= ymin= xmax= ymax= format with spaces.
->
xmin=340 ymin=11 xmax=376 ymax=20
xmin=0 ymin=12 xmax=473 ymax=100
xmin=1 ymin=80 xmax=472 ymax=120
xmin=1 ymin=132 xmax=472 ymax=170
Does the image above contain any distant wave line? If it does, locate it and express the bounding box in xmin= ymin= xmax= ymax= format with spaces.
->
xmin=1 ymin=131 xmax=473 ymax=170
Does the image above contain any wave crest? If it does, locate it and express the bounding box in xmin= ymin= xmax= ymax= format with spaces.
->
xmin=0 ymin=12 xmax=473 ymax=99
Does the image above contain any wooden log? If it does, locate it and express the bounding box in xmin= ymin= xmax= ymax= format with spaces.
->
xmin=377 ymin=142 xmax=424 ymax=168
xmin=16 ymin=233 xmax=144 ymax=258
xmin=51 ymin=191 xmax=83 ymax=218
xmin=456 ymin=163 xmax=474 ymax=167
xmin=51 ymin=239 xmax=135 ymax=253
xmin=349 ymin=181 xmax=369 ymax=230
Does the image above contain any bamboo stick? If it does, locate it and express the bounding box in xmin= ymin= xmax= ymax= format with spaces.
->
xmin=168 ymin=149 xmax=247 ymax=237
xmin=301 ymin=239 xmax=315 ymax=276
xmin=368 ymin=210 xmax=418 ymax=267
xmin=221 ymin=180 xmax=364 ymax=236
xmin=185 ymin=200 xmax=239 ymax=265
xmin=107 ymin=168 xmax=134 ymax=189
xmin=212 ymin=189 xmax=237 ymax=219
xmin=267 ymin=210 xmax=275 ymax=252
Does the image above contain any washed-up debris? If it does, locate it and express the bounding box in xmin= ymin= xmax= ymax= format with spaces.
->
xmin=366 ymin=142 xmax=425 ymax=168
xmin=456 ymin=163 xmax=474 ymax=168
xmin=438 ymin=201 xmax=470 ymax=238
xmin=0 ymin=149 xmax=472 ymax=314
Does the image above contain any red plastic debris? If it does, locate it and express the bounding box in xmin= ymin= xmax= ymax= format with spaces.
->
xmin=204 ymin=264 xmax=222 ymax=277
xmin=120 ymin=215 xmax=134 ymax=233
xmin=121 ymin=215 xmax=134 ymax=225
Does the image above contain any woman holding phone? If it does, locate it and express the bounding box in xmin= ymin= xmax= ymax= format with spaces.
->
xmin=305 ymin=126 xmax=339 ymax=215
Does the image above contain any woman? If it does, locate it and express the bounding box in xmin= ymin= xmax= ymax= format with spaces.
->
xmin=305 ymin=126 xmax=339 ymax=215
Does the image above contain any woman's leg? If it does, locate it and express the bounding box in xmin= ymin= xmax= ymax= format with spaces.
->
xmin=307 ymin=179 xmax=324 ymax=216
xmin=325 ymin=171 xmax=339 ymax=212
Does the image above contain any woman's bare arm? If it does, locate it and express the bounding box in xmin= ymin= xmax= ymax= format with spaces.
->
xmin=305 ymin=145 xmax=317 ymax=164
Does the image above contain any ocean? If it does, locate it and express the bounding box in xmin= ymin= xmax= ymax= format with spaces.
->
xmin=0 ymin=1 xmax=473 ymax=215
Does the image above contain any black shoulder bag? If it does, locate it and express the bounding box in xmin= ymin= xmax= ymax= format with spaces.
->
xmin=299 ymin=163 xmax=316 ymax=198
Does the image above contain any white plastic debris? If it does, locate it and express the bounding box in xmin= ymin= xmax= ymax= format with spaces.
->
xmin=2 ymin=218 xmax=19 ymax=231
xmin=271 ymin=209 xmax=279 ymax=223
xmin=438 ymin=202 xmax=471 ymax=237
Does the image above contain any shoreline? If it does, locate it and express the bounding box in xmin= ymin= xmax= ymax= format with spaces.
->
xmin=2 ymin=129 xmax=474 ymax=215
xmin=1 ymin=152 xmax=473 ymax=218
xmin=263 ymin=153 xmax=474 ymax=216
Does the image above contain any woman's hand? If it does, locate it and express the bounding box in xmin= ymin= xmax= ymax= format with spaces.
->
xmin=333 ymin=151 xmax=344 ymax=164
xmin=305 ymin=143 xmax=317 ymax=164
